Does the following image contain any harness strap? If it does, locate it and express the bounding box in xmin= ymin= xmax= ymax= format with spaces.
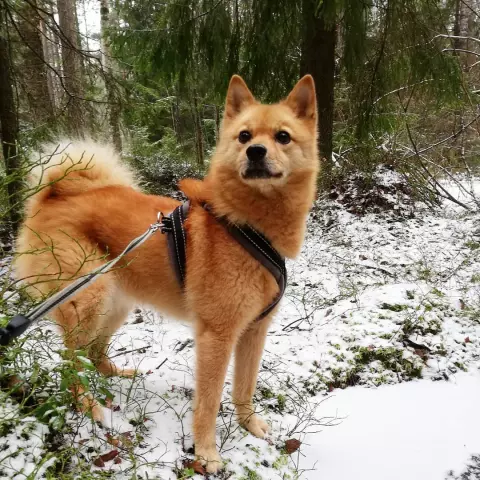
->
xmin=163 ymin=201 xmax=190 ymax=286
xmin=165 ymin=202 xmax=286 ymax=321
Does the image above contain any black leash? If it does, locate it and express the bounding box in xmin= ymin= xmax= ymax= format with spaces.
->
xmin=0 ymin=214 xmax=167 ymax=346
xmin=1 ymin=201 xmax=287 ymax=346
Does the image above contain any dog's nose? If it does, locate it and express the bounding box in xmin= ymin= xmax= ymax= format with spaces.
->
xmin=246 ymin=144 xmax=267 ymax=163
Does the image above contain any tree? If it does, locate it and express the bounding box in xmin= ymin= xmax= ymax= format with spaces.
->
xmin=16 ymin=0 xmax=54 ymax=125
xmin=300 ymin=0 xmax=336 ymax=176
xmin=100 ymin=0 xmax=122 ymax=151
xmin=57 ymin=0 xmax=85 ymax=136
xmin=0 ymin=3 xmax=21 ymax=233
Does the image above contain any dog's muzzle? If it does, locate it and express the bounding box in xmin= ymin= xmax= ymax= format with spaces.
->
xmin=242 ymin=144 xmax=282 ymax=180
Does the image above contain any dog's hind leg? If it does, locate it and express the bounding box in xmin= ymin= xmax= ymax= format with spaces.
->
xmin=52 ymin=278 xmax=132 ymax=421
xmin=233 ymin=315 xmax=273 ymax=438
xmin=86 ymin=290 xmax=136 ymax=378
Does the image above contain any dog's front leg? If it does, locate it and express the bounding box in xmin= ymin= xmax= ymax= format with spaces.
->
xmin=193 ymin=324 xmax=236 ymax=474
xmin=233 ymin=314 xmax=273 ymax=438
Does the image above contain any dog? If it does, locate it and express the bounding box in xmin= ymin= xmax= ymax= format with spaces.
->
xmin=15 ymin=75 xmax=319 ymax=473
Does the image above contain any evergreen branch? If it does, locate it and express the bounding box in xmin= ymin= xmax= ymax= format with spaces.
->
xmin=126 ymin=0 xmax=226 ymax=33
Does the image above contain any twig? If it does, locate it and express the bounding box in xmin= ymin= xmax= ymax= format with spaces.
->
xmin=110 ymin=345 xmax=151 ymax=358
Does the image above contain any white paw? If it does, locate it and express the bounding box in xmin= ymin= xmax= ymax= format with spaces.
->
xmin=241 ymin=414 xmax=270 ymax=438
xmin=195 ymin=446 xmax=223 ymax=474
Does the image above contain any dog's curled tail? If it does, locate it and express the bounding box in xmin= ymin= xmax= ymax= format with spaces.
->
xmin=26 ymin=139 xmax=137 ymax=208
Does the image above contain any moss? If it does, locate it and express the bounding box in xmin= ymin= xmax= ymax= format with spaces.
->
xmin=272 ymin=454 xmax=289 ymax=470
xmin=260 ymin=387 xmax=274 ymax=399
xmin=402 ymin=316 xmax=442 ymax=337
xmin=240 ymin=466 xmax=263 ymax=480
xmin=454 ymin=361 xmax=468 ymax=372
xmin=465 ymin=240 xmax=480 ymax=250
xmin=277 ymin=394 xmax=286 ymax=412
xmin=354 ymin=346 xmax=422 ymax=379
xmin=380 ymin=303 xmax=408 ymax=312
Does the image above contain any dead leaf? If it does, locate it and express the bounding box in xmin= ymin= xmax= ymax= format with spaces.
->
xmin=114 ymin=457 xmax=122 ymax=464
xmin=99 ymin=450 xmax=119 ymax=462
xmin=465 ymin=337 xmax=471 ymax=343
xmin=413 ymin=348 xmax=428 ymax=360
xmin=285 ymin=439 xmax=301 ymax=454
xmin=184 ymin=460 xmax=206 ymax=475
xmin=93 ymin=458 xmax=105 ymax=468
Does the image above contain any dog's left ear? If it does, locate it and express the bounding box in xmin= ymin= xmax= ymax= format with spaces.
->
xmin=224 ymin=75 xmax=256 ymax=119
xmin=285 ymin=75 xmax=317 ymax=120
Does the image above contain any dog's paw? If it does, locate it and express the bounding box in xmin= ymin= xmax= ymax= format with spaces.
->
xmin=195 ymin=446 xmax=223 ymax=474
xmin=240 ymin=414 xmax=270 ymax=438
xmin=77 ymin=393 xmax=105 ymax=424
xmin=90 ymin=403 xmax=105 ymax=424
xmin=117 ymin=367 xmax=139 ymax=378
xmin=97 ymin=360 xmax=139 ymax=378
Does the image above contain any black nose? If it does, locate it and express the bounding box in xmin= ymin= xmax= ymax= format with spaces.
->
xmin=246 ymin=144 xmax=267 ymax=163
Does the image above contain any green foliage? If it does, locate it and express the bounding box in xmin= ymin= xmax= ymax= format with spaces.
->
xmin=125 ymin=126 xmax=206 ymax=196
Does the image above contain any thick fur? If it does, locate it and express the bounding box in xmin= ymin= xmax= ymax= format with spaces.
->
xmin=15 ymin=76 xmax=319 ymax=473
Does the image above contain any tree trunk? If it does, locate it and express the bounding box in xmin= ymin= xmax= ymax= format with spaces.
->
xmin=57 ymin=0 xmax=85 ymax=136
xmin=192 ymin=94 xmax=204 ymax=166
xmin=40 ymin=15 xmax=57 ymax=111
xmin=0 ymin=9 xmax=21 ymax=233
xmin=214 ymin=104 xmax=221 ymax=141
xmin=100 ymin=0 xmax=122 ymax=151
xmin=453 ymin=0 xmax=476 ymax=67
xmin=18 ymin=0 xmax=54 ymax=124
xmin=42 ymin=0 xmax=63 ymax=109
xmin=300 ymin=0 xmax=336 ymax=185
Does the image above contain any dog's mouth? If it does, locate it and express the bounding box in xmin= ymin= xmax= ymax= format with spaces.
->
xmin=241 ymin=167 xmax=283 ymax=180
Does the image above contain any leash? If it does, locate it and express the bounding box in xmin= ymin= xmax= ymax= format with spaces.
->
xmin=0 ymin=200 xmax=287 ymax=346
xmin=0 ymin=213 xmax=168 ymax=346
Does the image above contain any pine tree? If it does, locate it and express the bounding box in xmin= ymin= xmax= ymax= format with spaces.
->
xmin=16 ymin=0 xmax=54 ymax=125
xmin=100 ymin=0 xmax=122 ymax=151
xmin=0 ymin=3 xmax=21 ymax=233
xmin=57 ymin=0 xmax=85 ymax=136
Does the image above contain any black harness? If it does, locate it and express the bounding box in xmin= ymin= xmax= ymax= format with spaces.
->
xmin=161 ymin=202 xmax=286 ymax=321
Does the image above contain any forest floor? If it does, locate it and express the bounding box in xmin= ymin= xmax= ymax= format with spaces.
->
xmin=1 ymin=170 xmax=480 ymax=479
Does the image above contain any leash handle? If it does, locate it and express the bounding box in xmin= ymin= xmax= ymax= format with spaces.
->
xmin=0 ymin=315 xmax=31 ymax=346
xmin=0 ymin=214 xmax=166 ymax=347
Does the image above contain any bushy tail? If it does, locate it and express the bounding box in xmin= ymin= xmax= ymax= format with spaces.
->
xmin=25 ymin=139 xmax=137 ymax=211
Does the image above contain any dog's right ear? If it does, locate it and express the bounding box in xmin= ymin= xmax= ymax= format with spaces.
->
xmin=224 ymin=75 xmax=256 ymax=119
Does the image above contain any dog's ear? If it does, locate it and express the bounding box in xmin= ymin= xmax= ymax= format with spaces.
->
xmin=224 ymin=75 xmax=256 ymax=119
xmin=285 ymin=75 xmax=317 ymax=120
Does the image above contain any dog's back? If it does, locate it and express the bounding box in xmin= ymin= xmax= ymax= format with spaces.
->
xmin=16 ymin=140 xmax=136 ymax=296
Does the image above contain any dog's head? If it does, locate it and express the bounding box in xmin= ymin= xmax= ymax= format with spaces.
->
xmin=212 ymin=75 xmax=319 ymax=189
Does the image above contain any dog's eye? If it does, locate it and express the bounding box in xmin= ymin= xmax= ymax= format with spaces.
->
xmin=239 ymin=131 xmax=252 ymax=144
xmin=275 ymin=131 xmax=291 ymax=145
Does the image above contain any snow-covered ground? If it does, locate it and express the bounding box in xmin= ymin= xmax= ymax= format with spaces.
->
xmin=2 ymin=174 xmax=480 ymax=479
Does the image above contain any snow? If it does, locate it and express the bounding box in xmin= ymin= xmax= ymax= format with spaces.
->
xmin=2 ymin=177 xmax=480 ymax=478
xmin=302 ymin=372 xmax=480 ymax=480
